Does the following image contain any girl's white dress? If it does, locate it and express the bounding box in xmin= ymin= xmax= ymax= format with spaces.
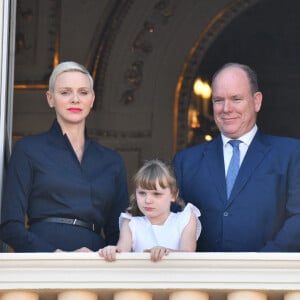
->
xmin=119 ymin=203 xmax=201 ymax=252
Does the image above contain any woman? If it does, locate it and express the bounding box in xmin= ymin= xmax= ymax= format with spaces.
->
xmin=0 ymin=61 xmax=129 ymax=252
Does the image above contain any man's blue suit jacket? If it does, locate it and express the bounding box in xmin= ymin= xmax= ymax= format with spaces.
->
xmin=173 ymin=130 xmax=300 ymax=252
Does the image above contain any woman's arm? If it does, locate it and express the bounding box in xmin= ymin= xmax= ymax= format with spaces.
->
xmin=99 ymin=219 xmax=132 ymax=261
xmin=0 ymin=141 xmax=57 ymax=252
xmin=103 ymin=157 xmax=129 ymax=245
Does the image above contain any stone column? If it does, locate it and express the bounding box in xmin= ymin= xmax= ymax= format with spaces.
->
xmin=0 ymin=291 xmax=39 ymax=300
xmin=169 ymin=290 xmax=209 ymax=300
xmin=114 ymin=290 xmax=152 ymax=300
xmin=58 ymin=290 xmax=98 ymax=300
xmin=285 ymin=292 xmax=300 ymax=300
xmin=228 ymin=291 xmax=267 ymax=300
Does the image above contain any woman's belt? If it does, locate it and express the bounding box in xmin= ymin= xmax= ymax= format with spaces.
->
xmin=32 ymin=217 xmax=98 ymax=232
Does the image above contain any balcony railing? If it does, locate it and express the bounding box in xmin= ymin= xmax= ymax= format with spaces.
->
xmin=0 ymin=252 xmax=300 ymax=300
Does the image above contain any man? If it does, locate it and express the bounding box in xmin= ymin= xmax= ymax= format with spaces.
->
xmin=173 ymin=62 xmax=300 ymax=252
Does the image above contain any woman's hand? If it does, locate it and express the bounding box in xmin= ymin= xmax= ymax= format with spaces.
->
xmin=98 ymin=245 xmax=120 ymax=261
xmin=54 ymin=247 xmax=92 ymax=253
xmin=74 ymin=247 xmax=92 ymax=252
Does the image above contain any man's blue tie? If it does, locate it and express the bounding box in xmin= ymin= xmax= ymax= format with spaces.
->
xmin=226 ymin=140 xmax=241 ymax=198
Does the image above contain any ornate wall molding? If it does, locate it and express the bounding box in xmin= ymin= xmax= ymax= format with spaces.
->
xmin=89 ymin=0 xmax=134 ymax=109
xmin=14 ymin=0 xmax=60 ymax=89
xmin=120 ymin=0 xmax=176 ymax=105
xmin=89 ymin=128 xmax=151 ymax=139
xmin=91 ymin=0 xmax=178 ymax=108
xmin=174 ymin=0 xmax=260 ymax=152
xmin=88 ymin=0 xmax=180 ymax=143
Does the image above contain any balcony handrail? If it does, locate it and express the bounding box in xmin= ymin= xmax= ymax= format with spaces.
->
xmin=1 ymin=252 xmax=300 ymax=292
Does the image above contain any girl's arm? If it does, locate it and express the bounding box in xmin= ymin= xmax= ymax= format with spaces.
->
xmin=116 ymin=219 xmax=132 ymax=251
xmin=179 ymin=212 xmax=198 ymax=251
xmin=99 ymin=219 xmax=132 ymax=261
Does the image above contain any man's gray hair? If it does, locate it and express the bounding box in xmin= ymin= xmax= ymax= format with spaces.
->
xmin=211 ymin=62 xmax=259 ymax=94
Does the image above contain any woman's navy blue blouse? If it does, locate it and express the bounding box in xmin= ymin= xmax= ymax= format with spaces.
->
xmin=0 ymin=120 xmax=129 ymax=252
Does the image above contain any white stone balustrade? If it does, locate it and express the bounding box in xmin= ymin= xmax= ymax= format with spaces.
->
xmin=0 ymin=252 xmax=300 ymax=300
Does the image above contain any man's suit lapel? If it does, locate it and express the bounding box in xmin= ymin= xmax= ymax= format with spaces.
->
xmin=228 ymin=131 xmax=271 ymax=203
xmin=205 ymin=136 xmax=227 ymax=202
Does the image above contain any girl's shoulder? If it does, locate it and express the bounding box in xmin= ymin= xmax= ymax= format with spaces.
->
xmin=119 ymin=212 xmax=147 ymax=228
xmin=173 ymin=203 xmax=202 ymax=239
xmin=180 ymin=203 xmax=201 ymax=218
xmin=120 ymin=212 xmax=132 ymax=221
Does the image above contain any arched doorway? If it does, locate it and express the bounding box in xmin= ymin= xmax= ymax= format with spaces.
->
xmin=175 ymin=0 xmax=300 ymax=151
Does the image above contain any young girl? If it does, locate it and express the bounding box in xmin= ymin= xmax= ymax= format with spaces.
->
xmin=99 ymin=159 xmax=201 ymax=262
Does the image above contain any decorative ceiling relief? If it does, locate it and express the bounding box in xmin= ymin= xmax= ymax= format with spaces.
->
xmin=14 ymin=0 xmax=60 ymax=89
xmin=121 ymin=0 xmax=176 ymax=105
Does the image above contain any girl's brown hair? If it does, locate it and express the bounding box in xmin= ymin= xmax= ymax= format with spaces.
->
xmin=127 ymin=159 xmax=184 ymax=216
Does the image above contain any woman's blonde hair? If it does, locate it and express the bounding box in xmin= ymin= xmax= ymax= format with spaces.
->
xmin=127 ymin=159 xmax=184 ymax=216
xmin=48 ymin=61 xmax=94 ymax=93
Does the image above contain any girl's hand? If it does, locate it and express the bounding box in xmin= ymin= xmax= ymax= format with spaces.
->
xmin=144 ymin=246 xmax=170 ymax=262
xmin=98 ymin=245 xmax=119 ymax=261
